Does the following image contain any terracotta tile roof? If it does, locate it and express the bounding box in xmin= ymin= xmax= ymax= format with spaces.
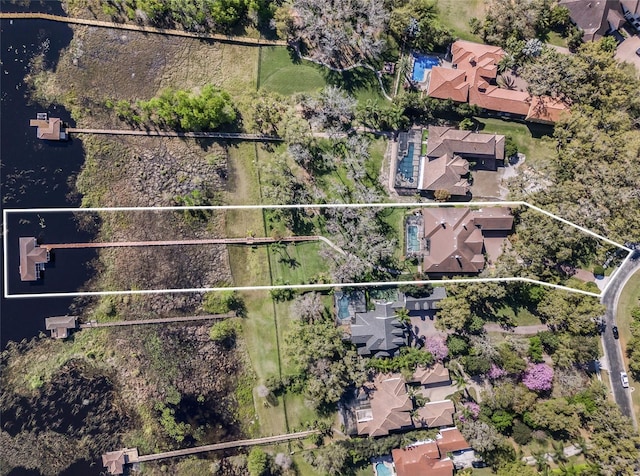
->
xmin=415 ymin=400 xmax=455 ymax=428
xmin=525 ymin=96 xmax=569 ymax=124
xmin=437 ymin=428 xmax=471 ymax=453
xmin=392 ymin=442 xmax=455 ymax=476
xmin=356 ymin=374 xmax=414 ymax=437
xmin=19 ymin=237 xmax=50 ymax=281
xmin=469 ymin=85 xmax=531 ymax=116
xmin=102 ymin=451 xmax=126 ymax=475
xmin=427 ymin=67 xmax=469 ymax=102
xmin=427 ymin=40 xmax=569 ymax=122
xmin=29 ymin=117 xmax=63 ymax=140
xmin=421 ymin=208 xmax=512 ymax=274
xmin=409 ymin=363 xmax=451 ymax=386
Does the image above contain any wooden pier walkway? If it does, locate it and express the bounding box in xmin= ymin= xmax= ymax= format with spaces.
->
xmin=0 ymin=12 xmax=288 ymax=47
xmin=64 ymin=128 xmax=283 ymax=142
xmin=42 ymin=236 xmax=319 ymax=250
xmin=79 ymin=313 xmax=234 ymax=329
xmin=136 ymin=430 xmax=318 ymax=463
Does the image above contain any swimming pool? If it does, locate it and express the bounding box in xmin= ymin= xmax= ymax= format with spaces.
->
xmin=375 ymin=462 xmax=394 ymax=476
xmin=407 ymin=225 xmax=420 ymax=253
xmin=397 ymin=142 xmax=415 ymax=181
xmin=412 ymin=54 xmax=440 ymax=82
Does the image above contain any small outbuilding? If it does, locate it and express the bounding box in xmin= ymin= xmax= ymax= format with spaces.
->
xmin=29 ymin=114 xmax=67 ymax=140
xmin=45 ymin=316 xmax=78 ymax=339
xmin=19 ymin=237 xmax=50 ymax=281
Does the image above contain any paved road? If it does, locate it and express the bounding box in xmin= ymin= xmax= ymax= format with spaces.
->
xmin=600 ymin=254 xmax=640 ymax=426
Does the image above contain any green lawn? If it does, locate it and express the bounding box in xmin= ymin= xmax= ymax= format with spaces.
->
xmin=269 ymin=242 xmax=330 ymax=286
xmin=546 ymin=31 xmax=568 ymax=48
xmin=436 ymin=0 xmax=485 ymax=42
xmin=495 ymin=304 xmax=543 ymax=327
xmin=616 ymin=269 xmax=640 ymax=419
xmin=259 ymin=47 xmax=327 ymax=95
xmin=473 ymin=117 xmax=556 ymax=169
xmin=378 ymin=208 xmax=406 ymax=261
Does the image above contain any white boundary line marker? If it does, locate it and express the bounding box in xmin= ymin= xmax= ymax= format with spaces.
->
xmin=3 ymin=278 xmax=602 ymax=299
xmin=3 ymin=202 xmax=631 ymax=299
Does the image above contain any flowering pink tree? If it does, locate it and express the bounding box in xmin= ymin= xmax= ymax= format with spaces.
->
xmin=424 ymin=335 xmax=448 ymax=361
xmin=487 ymin=364 xmax=507 ymax=380
xmin=522 ymin=363 xmax=554 ymax=392
xmin=459 ymin=401 xmax=480 ymax=423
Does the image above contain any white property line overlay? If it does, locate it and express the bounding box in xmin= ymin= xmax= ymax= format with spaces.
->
xmin=3 ymin=202 xmax=631 ymax=299
xmin=4 ymin=278 xmax=602 ymax=299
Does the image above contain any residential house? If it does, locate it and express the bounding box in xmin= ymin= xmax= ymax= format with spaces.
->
xmin=427 ymin=40 xmax=569 ymax=124
xmin=420 ymin=207 xmax=513 ymax=274
xmin=415 ymin=400 xmax=456 ymax=428
xmin=392 ymin=441 xmax=454 ymax=476
xmin=356 ymin=374 xmax=414 ymax=437
xmin=409 ymin=362 xmax=451 ymax=387
xmin=436 ymin=427 xmax=471 ymax=453
xmin=355 ymin=370 xmax=456 ymax=437
xmin=396 ymin=126 xmax=505 ymax=196
xmin=19 ymin=237 xmax=50 ymax=281
xmin=349 ymin=289 xmax=447 ymax=356
xmin=560 ymin=0 xmax=640 ymax=41
xmin=391 ymin=429 xmax=471 ymax=476
xmin=350 ymin=302 xmax=408 ymax=357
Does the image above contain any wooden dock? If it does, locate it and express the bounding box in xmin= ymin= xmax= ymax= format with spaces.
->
xmin=41 ymin=236 xmax=319 ymax=250
xmin=79 ymin=313 xmax=234 ymax=329
xmin=64 ymin=128 xmax=283 ymax=142
xmin=0 ymin=12 xmax=288 ymax=47
xmin=136 ymin=430 xmax=318 ymax=463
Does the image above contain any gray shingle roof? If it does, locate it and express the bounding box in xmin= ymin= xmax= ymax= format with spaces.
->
xmin=351 ymin=302 xmax=407 ymax=357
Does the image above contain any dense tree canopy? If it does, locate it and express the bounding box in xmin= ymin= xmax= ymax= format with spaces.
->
xmin=102 ymin=0 xmax=274 ymax=31
xmin=137 ymin=85 xmax=236 ymax=131
xmin=281 ymin=0 xmax=389 ymax=68
xmin=512 ymin=39 xmax=640 ymax=242
xmin=389 ymin=0 xmax=453 ymax=52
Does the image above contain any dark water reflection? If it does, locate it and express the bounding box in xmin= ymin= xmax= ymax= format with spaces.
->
xmin=1 ymin=2 xmax=97 ymax=348
xmin=1 ymin=2 xmax=104 ymax=475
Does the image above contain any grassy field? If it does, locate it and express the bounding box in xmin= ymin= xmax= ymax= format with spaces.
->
xmin=473 ymin=117 xmax=557 ymax=168
xmin=436 ymin=0 xmax=485 ymax=42
xmin=496 ymin=304 xmax=543 ymax=327
xmin=615 ymin=269 xmax=640 ymax=419
xmin=269 ymin=242 xmax=330 ymax=285
xmin=259 ymin=47 xmax=327 ymax=95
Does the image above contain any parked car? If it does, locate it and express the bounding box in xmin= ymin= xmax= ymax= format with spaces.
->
xmin=472 ymin=461 xmax=489 ymax=468
xmin=613 ymin=326 xmax=619 ymax=339
xmin=621 ymin=371 xmax=629 ymax=388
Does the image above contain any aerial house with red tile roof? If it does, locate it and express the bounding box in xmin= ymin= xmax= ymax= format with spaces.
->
xmin=426 ymin=40 xmax=569 ymax=124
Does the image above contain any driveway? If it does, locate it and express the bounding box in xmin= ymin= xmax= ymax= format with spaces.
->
xmin=600 ymin=255 xmax=640 ymax=427
xmin=615 ymin=35 xmax=640 ymax=74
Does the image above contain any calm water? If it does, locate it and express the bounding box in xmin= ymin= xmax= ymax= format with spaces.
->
xmin=1 ymin=3 xmax=99 ymax=474
xmin=1 ymin=1 xmax=98 ymax=347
